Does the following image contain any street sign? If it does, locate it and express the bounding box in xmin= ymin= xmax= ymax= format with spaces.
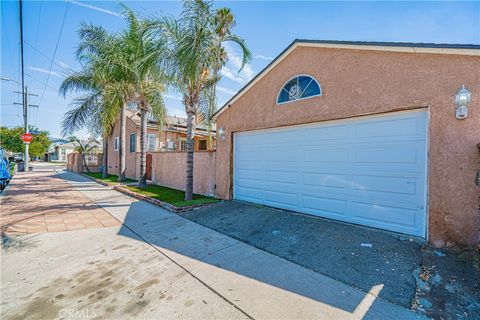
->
xmin=21 ymin=133 xmax=33 ymax=144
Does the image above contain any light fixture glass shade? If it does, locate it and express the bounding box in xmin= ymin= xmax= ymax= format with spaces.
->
xmin=218 ymin=127 xmax=226 ymax=141
xmin=455 ymin=85 xmax=471 ymax=120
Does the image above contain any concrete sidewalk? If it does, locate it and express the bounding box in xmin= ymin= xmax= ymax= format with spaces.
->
xmin=1 ymin=172 xmax=247 ymax=320
xmin=1 ymin=171 xmax=120 ymax=235
xmin=63 ymin=171 xmax=426 ymax=320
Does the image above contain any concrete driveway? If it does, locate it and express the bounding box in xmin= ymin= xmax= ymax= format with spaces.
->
xmin=183 ymin=201 xmax=424 ymax=308
xmin=1 ymin=170 xmax=426 ymax=319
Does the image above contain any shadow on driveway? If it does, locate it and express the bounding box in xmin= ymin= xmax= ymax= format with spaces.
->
xmin=62 ymin=171 xmax=425 ymax=319
xmin=182 ymin=200 xmax=423 ymax=308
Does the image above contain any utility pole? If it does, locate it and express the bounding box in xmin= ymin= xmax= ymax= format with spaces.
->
xmin=13 ymin=86 xmax=39 ymax=171
xmin=1 ymin=0 xmax=39 ymax=171
xmin=18 ymin=0 xmax=28 ymax=170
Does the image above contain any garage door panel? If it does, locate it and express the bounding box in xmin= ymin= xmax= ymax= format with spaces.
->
xmin=303 ymin=172 xmax=349 ymax=189
xmin=234 ymin=110 xmax=428 ymax=237
xmin=348 ymin=179 xmax=425 ymax=208
xmin=236 ymin=150 xmax=263 ymax=162
xmin=353 ymin=146 xmax=419 ymax=165
xmin=235 ymin=186 xmax=263 ymax=201
xmin=351 ymin=175 xmax=417 ymax=195
xmin=236 ymin=133 xmax=264 ymax=146
xmin=302 ymin=124 xmax=349 ymax=142
xmin=264 ymin=189 xmax=298 ymax=208
xmin=265 ymin=149 xmax=297 ymax=163
xmin=236 ymin=168 xmax=263 ymax=181
xmin=353 ymin=114 xmax=425 ymax=139
xmin=301 ymin=195 xmax=348 ymax=217
xmin=265 ymin=170 xmax=297 ymax=184
xmin=351 ymin=154 xmax=426 ymax=173
xmin=351 ymin=201 xmax=418 ymax=229
xmin=303 ymin=147 xmax=348 ymax=163
xmin=236 ymin=178 xmax=265 ymax=190
xmin=264 ymin=130 xmax=300 ymax=144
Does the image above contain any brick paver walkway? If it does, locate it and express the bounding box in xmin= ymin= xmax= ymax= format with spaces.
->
xmin=1 ymin=171 xmax=120 ymax=236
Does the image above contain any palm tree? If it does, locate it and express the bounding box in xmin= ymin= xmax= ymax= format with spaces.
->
xmin=68 ymin=136 xmax=99 ymax=173
xmin=60 ymin=7 xmax=168 ymax=185
xmin=159 ymin=0 xmax=250 ymax=200
xmin=61 ymin=93 xmax=116 ymax=178
xmin=209 ymin=7 xmax=250 ymax=120
xmin=60 ymin=23 xmax=124 ymax=179
xmin=113 ymin=7 xmax=167 ymax=187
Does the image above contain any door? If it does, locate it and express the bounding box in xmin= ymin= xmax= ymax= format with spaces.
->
xmin=233 ymin=110 xmax=428 ymax=237
xmin=146 ymin=153 xmax=152 ymax=180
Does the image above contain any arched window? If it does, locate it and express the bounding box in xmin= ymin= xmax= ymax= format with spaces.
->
xmin=277 ymin=75 xmax=321 ymax=104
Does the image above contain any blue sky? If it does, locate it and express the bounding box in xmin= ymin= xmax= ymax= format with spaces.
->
xmin=1 ymin=1 xmax=479 ymax=138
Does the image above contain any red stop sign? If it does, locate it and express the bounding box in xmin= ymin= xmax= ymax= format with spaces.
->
xmin=21 ymin=133 xmax=33 ymax=144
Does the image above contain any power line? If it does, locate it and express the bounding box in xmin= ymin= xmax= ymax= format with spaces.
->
xmin=38 ymin=0 xmax=71 ymax=106
xmin=24 ymin=41 xmax=70 ymax=71
xmin=25 ymin=72 xmax=59 ymax=91
xmin=32 ymin=0 xmax=43 ymax=67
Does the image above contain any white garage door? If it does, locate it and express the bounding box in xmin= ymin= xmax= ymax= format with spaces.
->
xmin=233 ymin=110 xmax=428 ymax=237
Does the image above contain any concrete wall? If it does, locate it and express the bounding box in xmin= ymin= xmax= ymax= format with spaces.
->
xmin=67 ymin=153 xmax=102 ymax=173
xmin=107 ymin=114 xmax=216 ymax=181
xmin=150 ymin=151 xmax=216 ymax=196
xmin=107 ymin=116 xmax=139 ymax=180
xmin=215 ymin=46 xmax=480 ymax=246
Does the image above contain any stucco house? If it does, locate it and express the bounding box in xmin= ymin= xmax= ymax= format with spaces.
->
xmin=49 ymin=138 xmax=102 ymax=163
xmin=212 ymin=40 xmax=479 ymax=247
xmin=48 ymin=141 xmax=76 ymax=162
xmin=106 ymin=108 xmax=216 ymax=180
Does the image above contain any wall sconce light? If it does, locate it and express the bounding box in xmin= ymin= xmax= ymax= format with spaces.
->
xmin=455 ymin=85 xmax=471 ymax=120
xmin=217 ymin=127 xmax=226 ymax=142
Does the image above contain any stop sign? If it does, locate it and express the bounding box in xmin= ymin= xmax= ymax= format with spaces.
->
xmin=21 ymin=133 xmax=33 ymax=144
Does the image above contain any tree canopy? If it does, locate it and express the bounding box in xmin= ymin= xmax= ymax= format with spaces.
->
xmin=0 ymin=126 xmax=51 ymax=158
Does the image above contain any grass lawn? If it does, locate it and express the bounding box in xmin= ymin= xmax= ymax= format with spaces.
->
xmin=125 ymin=184 xmax=220 ymax=207
xmin=84 ymin=172 xmax=136 ymax=184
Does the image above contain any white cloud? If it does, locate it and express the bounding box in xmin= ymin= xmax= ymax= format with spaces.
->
xmin=220 ymin=67 xmax=244 ymax=84
xmin=222 ymin=43 xmax=256 ymax=84
xmin=56 ymin=60 xmax=71 ymax=70
xmin=253 ymin=54 xmax=273 ymax=61
xmin=29 ymin=66 xmax=62 ymax=78
xmin=217 ymin=86 xmax=237 ymax=95
xmin=69 ymin=0 xmax=121 ymax=17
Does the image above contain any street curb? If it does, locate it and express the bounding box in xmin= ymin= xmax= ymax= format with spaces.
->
xmin=78 ymin=172 xmax=136 ymax=188
xmin=76 ymin=172 xmax=220 ymax=213
xmin=112 ymin=185 xmax=220 ymax=213
xmin=79 ymin=173 xmax=112 ymax=187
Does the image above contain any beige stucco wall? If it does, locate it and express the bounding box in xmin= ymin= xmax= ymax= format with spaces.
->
xmin=67 ymin=153 xmax=102 ymax=173
xmin=150 ymin=151 xmax=216 ymax=196
xmin=107 ymin=113 xmax=216 ymax=181
xmin=107 ymin=116 xmax=138 ymax=180
xmin=215 ymin=46 xmax=480 ymax=246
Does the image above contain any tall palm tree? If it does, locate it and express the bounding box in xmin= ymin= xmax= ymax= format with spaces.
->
xmin=61 ymin=7 xmax=168 ymax=186
xmin=209 ymin=7 xmax=250 ymax=120
xmin=159 ymin=0 xmax=250 ymax=200
xmin=113 ymin=7 xmax=167 ymax=187
xmin=60 ymin=23 xmax=124 ymax=179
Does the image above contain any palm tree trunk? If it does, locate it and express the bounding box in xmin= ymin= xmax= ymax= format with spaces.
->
xmin=102 ymin=135 xmax=108 ymax=178
xmin=139 ymin=108 xmax=148 ymax=187
xmin=185 ymin=111 xmax=195 ymax=201
xmin=82 ymin=153 xmax=91 ymax=173
xmin=118 ymin=101 xmax=127 ymax=182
